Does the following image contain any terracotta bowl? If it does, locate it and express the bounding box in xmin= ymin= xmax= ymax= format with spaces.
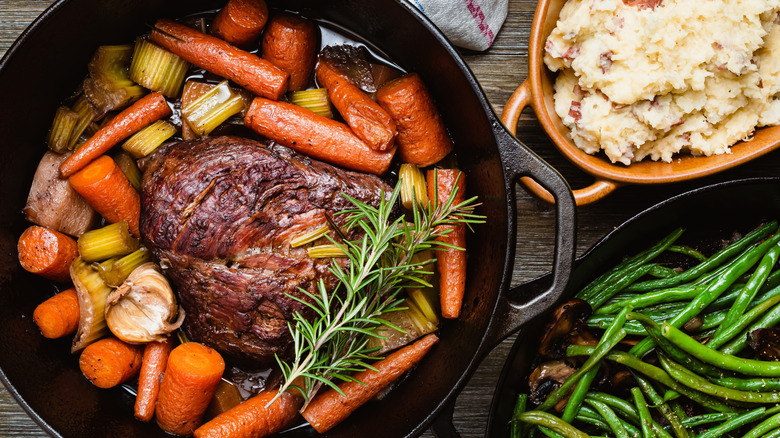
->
xmin=502 ymin=0 xmax=780 ymax=206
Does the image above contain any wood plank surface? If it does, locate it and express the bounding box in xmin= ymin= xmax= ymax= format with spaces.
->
xmin=1 ymin=0 xmax=778 ymax=437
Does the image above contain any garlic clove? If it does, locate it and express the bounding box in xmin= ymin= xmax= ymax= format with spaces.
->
xmin=105 ymin=262 xmax=184 ymax=344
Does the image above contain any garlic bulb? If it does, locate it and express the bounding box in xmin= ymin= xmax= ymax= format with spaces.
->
xmin=105 ymin=262 xmax=184 ymax=343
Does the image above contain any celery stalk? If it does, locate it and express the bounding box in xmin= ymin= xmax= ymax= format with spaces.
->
xmin=70 ymin=257 xmax=112 ymax=352
xmin=307 ymin=244 xmax=347 ymax=258
xmin=289 ymin=88 xmax=333 ymax=118
xmin=68 ymin=96 xmax=98 ymax=148
xmin=129 ymin=37 xmax=189 ymax=98
xmin=290 ymin=225 xmax=330 ymax=248
xmin=182 ymin=81 xmax=246 ymax=137
xmin=112 ymin=151 xmax=142 ymax=191
xmin=85 ymin=44 xmax=145 ymax=114
xmin=399 ymin=164 xmax=429 ymax=210
xmin=98 ymin=247 xmax=153 ymax=287
xmin=77 ymin=222 xmax=139 ymax=262
xmin=47 ymin=106 xmax=79 ymax=153
xmin=121 ymin=120 xmax=176 ymax=158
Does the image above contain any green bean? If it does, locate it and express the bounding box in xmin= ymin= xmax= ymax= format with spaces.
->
xmin=716 ymin=243 xmax=780 ymax=337
xmin=568 ymin=346 xmax=741 ymax=413
xmin=629 ymin=312 xmax=728 ymax=379
xmin=585 ymin=392 xmax=641 ymax=425
xmin=696 ymin=407 xmax=766 ymax=438
xmin=595 ymin=285 xmax=705 ymax=315
xmin=659 ymin=355 xmax=780 ymax=403
xmin=761 ymin=429 xmax=780 ymax=438
xmin=575 ymin=413 xmax=611 ymax=433
xmin=626 ymin=222 xmax=777 ymax=293
xmin=589 ymin=264 xmax=656 ymax=309
xmin=633 ymin=373 xmax=688 ymax=438
xmin=680 ymin=412 xmax=737 ymax=427
xmin=707 ymin=290 xmax=780 ymax=350
xmin=742 ymin=412 xmax=780 ymax=438
xmin=711 ymin=376 xmax=780 ymax=392
xmin=510 ymin=393 xmax=528 ymax=438
xmin=562 ymin=365 xmax=599 ymax=423
xmin=648 ymin=264 xmax=681 ymax=279
xmin=587 ymin=318 xmax=648 ymax=335
xmin=516 ymin=411 xmax=590 ymax=438
xmin=667 ymin=245 xmax=707 ymax=262
xmin=705 ymin=273 xmax=780 ymax=313
xmin=586 ymin=399 xmax=630 ymax=438
xmin=578 ymin=227 xmax=685 ymax=301
xmin=661 ymin=322 xmax=780 ymax=376
xmin=720 ymin=299 xmax=780 ymax=355
xmin=538 ymin=307 xmax=629 ymax=412
xmin=632 ymin=233 xmax=780 ymax=357
xmin=538 ymin=426 xmax=566 ymax=438
xmin=630 ymin=387 xmax=655 ymax=438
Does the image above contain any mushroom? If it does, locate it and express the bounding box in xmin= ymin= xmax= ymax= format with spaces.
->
xmin=748 ymin=328 xmax=780 ymax=361
xmin=538 ymin=299 xmax=594 ymax=359
xmin=528 ymin=359 xmax=578 ymax=407
xmin=104 ymin=262 xmax=184 ymax=343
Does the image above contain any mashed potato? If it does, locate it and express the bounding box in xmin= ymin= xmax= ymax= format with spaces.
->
xmin=544 ymin=0 xmax=780 ymax=164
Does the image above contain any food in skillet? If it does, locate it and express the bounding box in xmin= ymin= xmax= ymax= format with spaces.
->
xmin=509 ymin=222 xmax=780 ymax=437
xmin=17 ymin=0 xmax=484 ymax=435
xmin=544 ymin=0 xmax=780 ymax=165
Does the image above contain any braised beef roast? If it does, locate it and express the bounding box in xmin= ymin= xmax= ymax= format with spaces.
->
xmin=140 ymin=136 xmax=392 ymax=363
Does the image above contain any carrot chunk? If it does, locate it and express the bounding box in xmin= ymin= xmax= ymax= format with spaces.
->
xmin=211 ymin=0 xmax=268 ymax=48
xmin=155 ymin=342 xmax=226 ymax=436
xmin=302 ymin=333 xmax=439 ymax=433
xmin=33 ymin=288 xmax=80 ymax=339
xmin=18 ymin=225 xmax=79 ymax=282
xmin=59 ymin=91 xmax=171 ymax=178
xmin=427 ymin=169 xmax=467 ymax=319
xmin=79 ymin=337 xmax=143 ymax=389
xmin=69 ymin=155 xmax=141 ymax=237
xmin=134 ymin=337 xmax=174 ymax=422
xmin=262 ymin=13 xmax=318 ymax=91
xmin=194 ymin=389 xmax=302 ymax=438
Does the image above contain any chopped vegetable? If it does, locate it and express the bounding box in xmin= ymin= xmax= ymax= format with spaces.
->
xmin=181 ymin=81 xmax=247 ymax=137
xmin=399 ymin=163 xmax=428 ymax=210
xmin=69 ymin=155 xmax=141 ymax=236
xmin=105 ymin=263 xmax=184 ymax=343
xmin=33 ymin=288 xmax=80 ymax=339
xmin=70 ymin=258 xmax=113 ymax=352
xmin=155 ymin=342 xmax=226 ymax=436
xmin=17 ymin=225 xmax=79 ymax=282
xmin=68 ymin=96 xmax=99 ymax=149
xmin=129 ymin=37 xmax=189 ymax=98
xmin=203 ymin=380 xmax=243 ymax=421
xmin=288 ymin=88 xmax=333 ymax=118
xmin=121 ymin=119 xmax=175 ymax=158
xmin=79 ymin=337 xmax=142 ymax=388
xmin=76 ymin=222 xmax=139 ymax=263
xmin=367 ymin=298 xmax=437 ymax=354
xmin=307 ymin=244 xmax=346 ymax=258
xmin=47 ymin=106 xmax=79 ymax=153
xmin=112 ymin=151 xmax=142 ymax=191
xmin=211 ymin=0 xmax=268 ymax=48
xmin=408 ymin=288 xmax=439 ymax=325
xmin=262 ymin=13 xmax=318 ymax=91
xmin=194 ymin=389 xmax=302 ymax=438
xmin=134 ymin=337 xmax=174 ymax=422
xmin=290 ymin=225 xmax=330 ymax=248
xmin=84 ymin=44 xmax=145 ymax=115
xmin=302 ymin=333 xmax=439 ymax=433
xmin=96 ymin=246 xmax=152 ymax=287
xmin=59 ymin=91 xmax=172 ymax=178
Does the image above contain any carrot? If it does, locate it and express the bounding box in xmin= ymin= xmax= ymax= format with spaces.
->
xmin=194 ymin=389 xmax=303 ymax=438
xmin=316 ymin=60 xmax=397 ymax=151
xmin=244 ymin=97 xmax=395 ymax=175
xmin=59 ymin=91 xmax=171 ymax=178
xmin=33 ymin=288 xmax=79 ymax=339
xmin=79 ymin=337 xmax=143 ymax=389
xmin=301 ymin=333 xmax=439 ymax=433
xmin=262 ymin=13 xmax=318 ymax=91
xmin=17 ymin=225 xmax=79 ymax=282
xmin=134 ymin=337 xmax=174 ymax=422
xmin=69 ymin=155 xmax=141 ymax=237
xmin=211 ymin=0 xmax=268 ymax=48
xmin=150 ymin=19 xmax=289 ymax=100
xmin=376 ymin=73 xmax=453 ymax=167
xmin=427 ymin=169 xmax=467 ymax=319
xmin=155 ymin=342 xmax=226 ymax=436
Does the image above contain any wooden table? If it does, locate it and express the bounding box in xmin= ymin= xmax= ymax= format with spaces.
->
xmin=1 ymin=1 xmax=778 ymax=436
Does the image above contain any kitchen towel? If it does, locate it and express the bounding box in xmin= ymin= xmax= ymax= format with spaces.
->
xmin=406 ymin=0 xmax=508 ymax=51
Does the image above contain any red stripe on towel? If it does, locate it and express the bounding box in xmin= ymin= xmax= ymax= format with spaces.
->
xmin=463 ymin=0 xmax=495 ymax=47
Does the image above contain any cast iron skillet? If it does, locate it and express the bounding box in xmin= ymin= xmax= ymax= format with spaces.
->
xmin=0 ymin=0 xmax=576 ymax=437
xmin=486 ymin=177 xmax=780 ymax=437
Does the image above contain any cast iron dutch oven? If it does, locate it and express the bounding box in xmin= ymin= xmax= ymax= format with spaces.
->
xmin=486 ymin=177 xmax=780 ymax=436
xmin=0 ymin=0 xmax=577 ymax=437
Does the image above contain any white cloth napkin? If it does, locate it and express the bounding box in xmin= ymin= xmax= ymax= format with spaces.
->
xmin=406 ymin=0 xmax=508 ymax=51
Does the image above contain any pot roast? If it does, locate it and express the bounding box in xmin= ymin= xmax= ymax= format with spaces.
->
xmin=140 ymin=136 xmax=392 ymax=363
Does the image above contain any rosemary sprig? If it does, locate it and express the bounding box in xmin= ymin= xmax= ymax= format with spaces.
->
xmin=272 ymin=176 xmax=483 ymax=408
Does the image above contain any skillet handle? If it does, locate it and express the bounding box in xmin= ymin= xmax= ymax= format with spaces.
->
xmin=483 ymin=112 xmax=577 ymax=348
xmin=502 ymin=79 xmax=620 ymax=206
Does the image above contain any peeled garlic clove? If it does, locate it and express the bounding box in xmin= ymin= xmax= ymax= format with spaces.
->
xmin=105 ymin=262 xmax=184 ymax=343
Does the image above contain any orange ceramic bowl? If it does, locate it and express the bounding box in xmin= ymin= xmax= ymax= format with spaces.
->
xmin=503 ymin=0 xmax=780 ymax=205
